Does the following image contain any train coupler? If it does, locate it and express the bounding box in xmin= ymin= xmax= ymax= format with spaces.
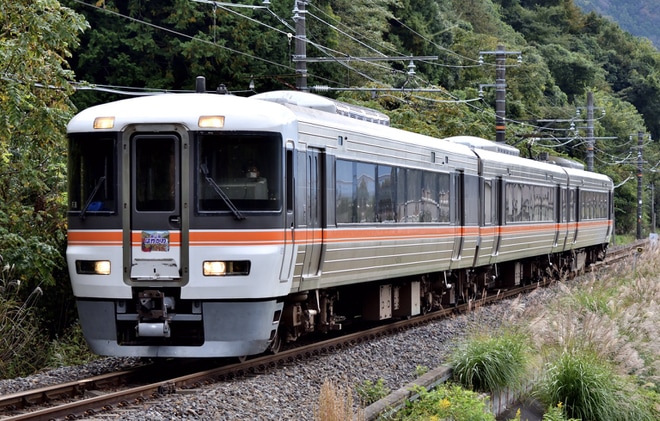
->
xmin=135 ymin=289 xmax=174 ymax=338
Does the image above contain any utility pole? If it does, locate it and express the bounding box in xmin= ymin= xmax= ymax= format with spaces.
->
xmin=293 ymin=0 xmax=308 ymax=91
xmin=638 ymin=131 xmax=644 ymax=240
xmin=292 ymin=1 xmax=438 ymax=91
xmin=478 ymin=45 xmax=522 ymax=143
xmin=586 ymin=92 xmax=595 ymax=172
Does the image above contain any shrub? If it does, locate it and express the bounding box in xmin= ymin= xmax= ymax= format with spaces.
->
xmin=450 ymin=329 xmax=531 ymax=393
xmin=393 ymin=383 xmax=495 ymax=421
xmin=355 ymin=378 xmax=390 ymax=406
xmin=537 ymin=350 xmax=658 ymax=421
xmin=47 ymin=322 xmax=97 ymax=368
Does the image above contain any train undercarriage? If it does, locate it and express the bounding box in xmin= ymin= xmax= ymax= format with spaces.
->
xmin=278 ymin=245 xmax=607 ymax=348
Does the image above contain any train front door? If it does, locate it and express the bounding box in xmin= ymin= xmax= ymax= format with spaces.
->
xmin=301 ymin=147 xmax=325 ymax=282
xmin=124 ymin=131 xmax=188 ymax=284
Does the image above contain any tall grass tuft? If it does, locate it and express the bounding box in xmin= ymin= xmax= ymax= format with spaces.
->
xmin=527 ymin=246 xmax=660 ymax=419
xmin=538 ymin=350 xmax=657 ymax=421
xmin=450 ymin=328 xmax=531 ymax=393
xmin=0 ymin=256 xmax=49 ymax=378
xmin=315 ymin=378 xmax=364 ymax=421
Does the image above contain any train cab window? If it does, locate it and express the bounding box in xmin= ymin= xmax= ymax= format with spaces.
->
xmin=135 ymin=137 xmax=176 ymax=212
xmin=68 ymin=135 xmax=117 ymax=215
xmin=196 ymin=133 xmax=281 ymax=213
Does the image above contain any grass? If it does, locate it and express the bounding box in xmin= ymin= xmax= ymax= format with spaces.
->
xmin=450 ymin=328 xmax=531 ymax=393
xmin=315 ymin=378 xmax=364 ymax=421
xmin=521 ymin=246 xmax=660 ymax=419
xmin=0 ymin=255 xmax=97 ymax=379
xmin=538 ymin=350 xmax=656 ymax=421
xmin=320 ymin=245 xmax=660 ymax=420
xmin=392 ymin=383 xmax=496 ymax=421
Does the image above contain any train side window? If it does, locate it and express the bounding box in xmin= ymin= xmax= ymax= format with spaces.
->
xmin=376 ymin=165 xmax=395 ymax=222
xmin=404 ymin=169 xmax=422 ymax=222
xmin=336 ymin=159 xmax=355 ymax=223
xmin=438 ymin=173 xmax=450 ymax=223
xmin=356 ymin=162 xmax=376 ymax=222
xmin=484 ymin=180 xmax=492 ymax=225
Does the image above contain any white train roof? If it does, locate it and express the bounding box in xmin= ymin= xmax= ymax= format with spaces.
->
xmin=252 ymin=91 xmax=391 ymax=126
xmin=67 ymin=93 xmax=298 ymax=133
xmin=445 ymin=135 xmax=520 ymax=156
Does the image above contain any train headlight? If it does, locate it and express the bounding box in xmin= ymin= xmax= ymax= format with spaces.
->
xmin=93 ymin=117 xmax=115 ymax=129
xmin=203 ymin=260 xmax=250 ymax=276
xmin=203 ymin=261 xmax=226 ymax=276
xmin=76 ymin=260 xmax=111 ymax=275
xmin=198 ymin=115 xmax=225 ymax=128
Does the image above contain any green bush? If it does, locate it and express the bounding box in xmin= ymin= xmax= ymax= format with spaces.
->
xmin=47 ymin=322 xmax=97 ymax=368
xmin=450 ymin=329 xmax=531 ymax=393
xmin=393 ymin=383 xmax=495 ymax=421
xmin=356 ymin=378 xmax=390 ymax=406
xmin=537 ymin=350 xmax=658 ymax=421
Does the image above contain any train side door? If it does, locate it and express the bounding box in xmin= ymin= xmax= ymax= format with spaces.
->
xmin=570 ymin=188 xmax=579 ymax=244
xmin=301 ymin=147 xmax=325 ymax=280
xmin=279 ymin=144 xmax=296 ymax=281
xmin=124 ymin=131 xmax=187 ymax=285
xmin=490 ymin=177 xmax=503 ymax=261
xmin=558 ymin=187 xmax=569 ymax=249
xmin=450 ymin=171 xmax=464 ymax=264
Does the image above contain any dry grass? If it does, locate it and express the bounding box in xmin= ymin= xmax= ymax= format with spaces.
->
xmin=526 ymin=247 xmax=660 ymax=379
xmin=315 ymin=378 xmax=364 ymax=421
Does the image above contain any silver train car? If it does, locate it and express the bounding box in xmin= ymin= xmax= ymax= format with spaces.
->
xmin=66 ymin=88 xmax=613 ymax=358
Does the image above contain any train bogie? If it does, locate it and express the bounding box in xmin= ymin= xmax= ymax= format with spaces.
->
xmin=67 ymin=87 xmax=613 ymax=358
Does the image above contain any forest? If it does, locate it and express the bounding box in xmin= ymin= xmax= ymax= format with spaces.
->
xmin=2 ymin=0 xmax=660 ymax=373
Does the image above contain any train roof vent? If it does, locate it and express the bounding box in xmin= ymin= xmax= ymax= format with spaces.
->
xmin=540 ymin=154 xmax=585 ymax=170
xmin=252 ymin=91 xmax=390 ymax=126
xmin=444 ymin=136 xmax=520 ymax=156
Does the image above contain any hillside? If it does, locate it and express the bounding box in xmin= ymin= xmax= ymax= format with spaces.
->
xmin=574 ymin=0 xmax=660 ymax=47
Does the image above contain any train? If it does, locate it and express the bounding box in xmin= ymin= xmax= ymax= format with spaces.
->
xmin=66 ymin=81 xmax=613 ymax=358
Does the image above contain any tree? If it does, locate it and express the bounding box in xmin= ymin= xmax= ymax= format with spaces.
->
xmin=0 ymin=1 xmax=88 ymax=287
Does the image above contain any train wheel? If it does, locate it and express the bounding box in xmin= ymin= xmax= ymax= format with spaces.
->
xmin=268 ymin=332 xmax=282 ymax=354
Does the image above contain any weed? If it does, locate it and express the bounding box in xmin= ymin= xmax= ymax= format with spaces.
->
xmin=355 ymin=378 xmax=390 ymax=406
xmin=450 ymin=329 xmax=531 ymax=393
xmin=393 ymin=383 xmax=495 ymax=421
xmin=315 ymin=378 xmax=364 ymax=421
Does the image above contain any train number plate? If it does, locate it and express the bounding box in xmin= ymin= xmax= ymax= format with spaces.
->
xmin=141 ymin=231 xmax=170 ymax=252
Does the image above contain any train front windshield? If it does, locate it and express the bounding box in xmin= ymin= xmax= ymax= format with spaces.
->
xmin=68 ymin=135 xmax=117 ymax=216
xmin=197 ymin=133 xmax=282 ymax=213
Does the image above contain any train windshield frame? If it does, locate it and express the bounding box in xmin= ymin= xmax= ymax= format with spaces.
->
xmin=196 ymin=132 xmax=282 ymax=214
xmin=67 ymin=134 xmax=118 ymax=217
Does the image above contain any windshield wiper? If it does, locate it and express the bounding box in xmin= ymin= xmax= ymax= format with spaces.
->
xmin=79 ymin=176 xmax=106 ymax=220
xmin=200 ymin=164 xmax=245 ymax=220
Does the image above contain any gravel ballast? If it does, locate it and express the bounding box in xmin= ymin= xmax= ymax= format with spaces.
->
xmin=0 ymin=284 xmax=561 ymax=420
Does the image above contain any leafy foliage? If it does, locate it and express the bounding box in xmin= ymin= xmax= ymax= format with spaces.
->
xmin=355 ymin=378 xmax=390 ymax=406
xmin=0 ymin=0 xmax=88 ymax=289
xmin=393 ymin=383 xmax=495 ymax=421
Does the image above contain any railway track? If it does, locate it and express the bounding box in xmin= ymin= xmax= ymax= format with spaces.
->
xmin=0 ymin=240 xmax=646 ymax=420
